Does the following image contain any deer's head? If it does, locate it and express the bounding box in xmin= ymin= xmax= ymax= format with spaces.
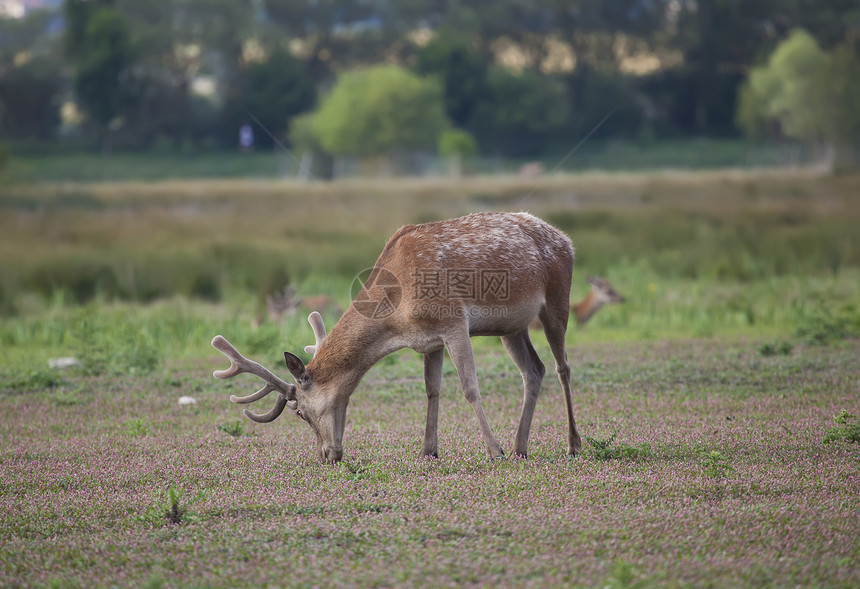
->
xmin=587 ymin=275 xmax=625 ymax=305
xmin=213 ymin=312 xmax=346 ymax=463
xmin=282 ymin=350 xmax=346 ymax=463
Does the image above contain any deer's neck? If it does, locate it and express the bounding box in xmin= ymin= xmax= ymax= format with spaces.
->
xmin=307 ymin=308 xmax=401 ymax=395
xmin=571 ymin=289 xmax=604 ymax=325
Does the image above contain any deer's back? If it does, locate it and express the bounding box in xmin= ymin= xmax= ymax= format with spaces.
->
xmin=371 ymin=213 xmax=572 ymax=334
xmin=384 ymin=211 xmax=571 ymax=271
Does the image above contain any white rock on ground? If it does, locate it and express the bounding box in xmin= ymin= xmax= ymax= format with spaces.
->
xmin=48 ymin=357 xmax=83 ymax=370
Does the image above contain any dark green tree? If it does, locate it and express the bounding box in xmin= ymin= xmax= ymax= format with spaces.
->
xmin=66 ymin=2 xmax=134 ymax=151
xmin=470 ymin=66 xmax=570 ymax=157
xmin=414 ymin=32 xmax=489 ymax=130
xmin=563 ymin=67 xmax=645 ymax=139
xmin=787 ymin=0 xmax=860 ymax=48
xmin=114 ymin=0 xmax=258 ymax=149
xmin=662 ymin=0 xmax=860 ymax=136
xmin=0 ymin=57 xmax=62 ymax=141
xmin=233 ymin=48 xmax=317 ymax=148
xmin=0 ymin=7 xmax=61 ymax=63
xmin=0 ymin=5 xmax=64 ymax=143
xmin=64 ymin=0 xmax=116 ymax=58
xmin=262 ymin=0 xmax=378 ymax=82
xmin=737 ymin=29 xmax=860 ymax=170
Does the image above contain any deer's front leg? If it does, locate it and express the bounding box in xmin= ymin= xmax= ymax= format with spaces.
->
xmin=421 ymin=348 xmax=444 ymax=458
xmin=444 ymin=334 xmax=505 ymax=460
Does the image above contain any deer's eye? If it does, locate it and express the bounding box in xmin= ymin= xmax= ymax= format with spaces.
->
xmin=296 ymin=409 xmax=304 ymax=420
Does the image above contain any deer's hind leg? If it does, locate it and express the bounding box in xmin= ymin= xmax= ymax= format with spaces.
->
xmin=539 ymin=292 xmax=582 ymax=457
xmin=501 ymin=329 xmax=545 ymax=458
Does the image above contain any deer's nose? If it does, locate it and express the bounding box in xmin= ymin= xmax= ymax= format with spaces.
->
xmin=322 ymin=446 xmax=343 ymax=463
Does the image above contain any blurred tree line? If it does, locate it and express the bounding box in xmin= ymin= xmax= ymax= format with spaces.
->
xmin=0 ymin=0 xmax=858 ymax=163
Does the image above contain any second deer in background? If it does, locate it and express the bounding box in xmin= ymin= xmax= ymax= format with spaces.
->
xmin=531 ymin=275 xmax=625 ymax=330
xmin=252 ymin=285 xmax=343 ymax=329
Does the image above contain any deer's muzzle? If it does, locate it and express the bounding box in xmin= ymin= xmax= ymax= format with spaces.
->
xmin=320 ymin=445 xmax=343 ymax=463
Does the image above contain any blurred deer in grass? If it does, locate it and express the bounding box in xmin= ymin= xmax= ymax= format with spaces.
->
xmin=530 ymin=276 xmax=625 ymax=330
xmin=252 ymin=285 xmax=343 ymax=329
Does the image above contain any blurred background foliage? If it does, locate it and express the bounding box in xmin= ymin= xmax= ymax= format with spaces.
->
xmin=0 ymin=1 xmax=859 ymax=355
xmin=0 ymin=0 xmax=858 ymax=171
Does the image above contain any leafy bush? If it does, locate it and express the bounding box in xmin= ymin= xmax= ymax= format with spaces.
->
xmin=51 ymin=389 xmax=83 ymax=406
xmin=795 ymin=304 xmax=859 ymax=346
xmin=72 ymin=310 xmax=161 ymax=376
xmin=823 ymin=410 xmax=860 ymax=444
xmin=438 ymin=129 xmax=478 ymax=158
xmin=313 ymin=65 xmax=449 ymax=157
xmin=700 ymin=450 xmax=734 ymax=479
xmin=112 ymin=325 xmax=160 ymax=376
xmin=759 ymin=340 xmax=793 ymax=357
xmin=123 ymin=418 xmax=151 ymax=437
xmin=1 ymin=368 xmax=66 ymax=393
xmin=217 ymin=420 xmax=245 ymax=438
xmin=584 ymin=430 xmax=651 ymax=461
xmin=71 ymin=310 xmax=111 ymax=376
xmin=239 ymin=322 xmax=281 ymax=356
xmin=601 ymin=560 xmax=654 ymax=589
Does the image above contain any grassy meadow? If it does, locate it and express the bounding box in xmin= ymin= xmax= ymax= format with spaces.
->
xmin=1 ymin=169 xmax=859 ymax=587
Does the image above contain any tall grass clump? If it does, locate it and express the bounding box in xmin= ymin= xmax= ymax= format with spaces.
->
xmin=139 ymin=485 xmax=201 ymax=526
xmin=123 ymin=418 xmax=151 ymax=437
xmin=71 ymin=309 xmax=161 ymax=375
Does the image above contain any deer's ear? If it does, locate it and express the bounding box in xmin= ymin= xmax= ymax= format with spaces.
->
xmin=284 ymin=352 xmax=311 ymax=385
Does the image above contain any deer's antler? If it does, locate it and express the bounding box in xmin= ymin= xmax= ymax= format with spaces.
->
xmin=211 ymin=335 xmax=296 ymax=423
xmin=303 ymin=311 xmax=327 ymax=357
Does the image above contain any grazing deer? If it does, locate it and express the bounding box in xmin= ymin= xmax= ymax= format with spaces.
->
xmin=530 ymin=275 xmax=625 ymax=330
xmin=213 ymin=212 xmax=580 ymax=463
